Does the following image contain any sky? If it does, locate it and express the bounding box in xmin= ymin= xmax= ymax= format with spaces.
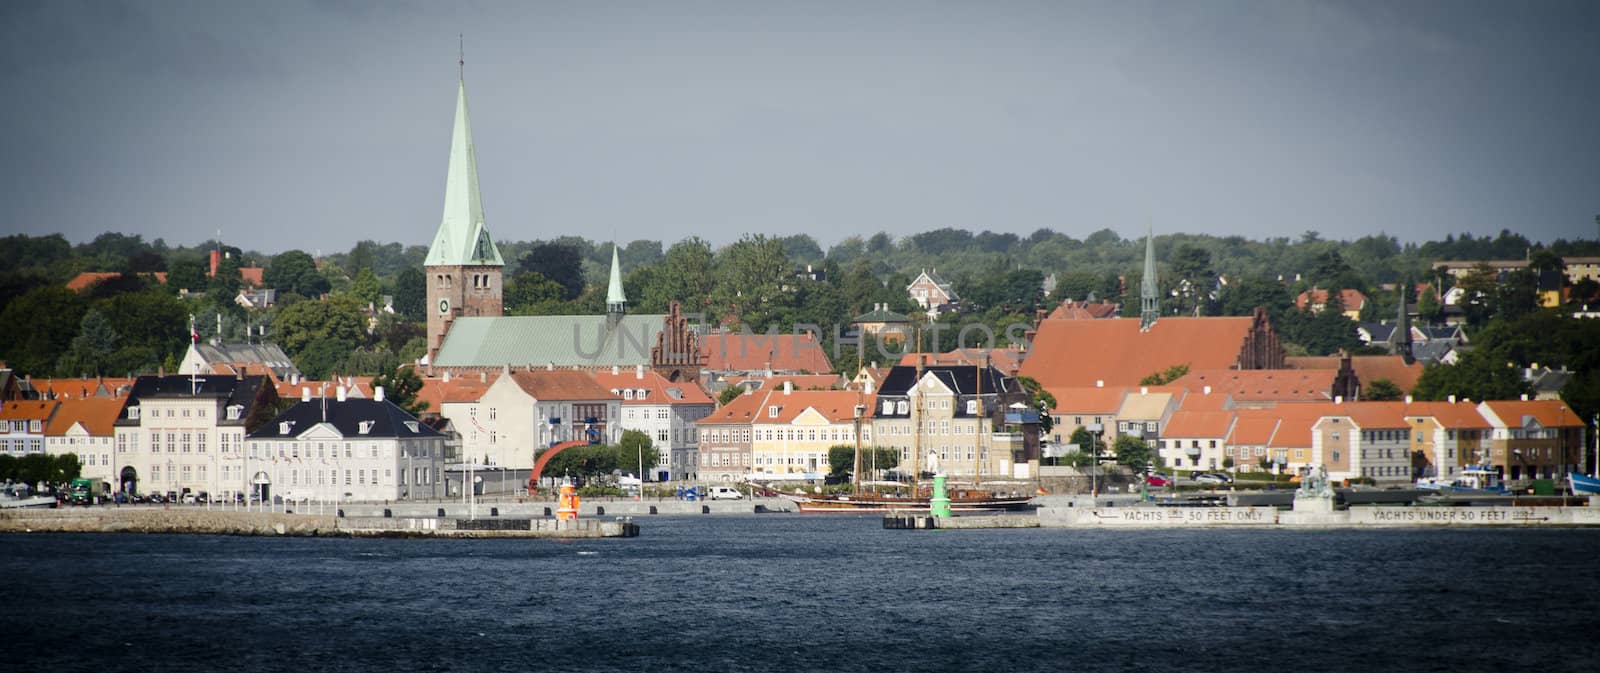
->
xmin=1 ymin=0 xmax=1597 ymax=255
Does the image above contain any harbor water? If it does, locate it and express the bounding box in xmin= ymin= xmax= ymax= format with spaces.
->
xmin=4 ymin=515 xmax=1599 ymax=672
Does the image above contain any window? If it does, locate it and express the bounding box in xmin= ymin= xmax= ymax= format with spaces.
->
xmin=197 ymin=434 xmax=206 ymax=454
xmin=658 ymin=429 xmax=669 ymax=442
xmin=769 ymin=406 xmax=780 ymax=418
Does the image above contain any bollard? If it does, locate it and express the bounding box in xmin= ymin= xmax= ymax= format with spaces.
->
xmin=437 ymin=508 xmax=446 ymax=518
xmin=491 ymin=507 xmax=499 ymax=517
xmin=337 ymin=509 xmax=345 ymax=518
xmin=383 ymin=508 xmax=392 ymax=518
xmin=595 ymin=506 xmax=605 ymax=516
xmin=544 ymin=506 xmax=553 ymax=517
xmin=930 ymin=474 xmax=951 ymax=518
xmin=649 ymin=505 xmax=658 ymax=515
xmin=702 ymin=504 xmax=710 ymax=514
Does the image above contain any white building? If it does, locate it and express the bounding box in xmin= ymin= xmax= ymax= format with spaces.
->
xmin=592 ymin=365 xmax=715 ymax=481
xmin=111 ymin=375 xmax=274 ymax=500
xmin=246 ymin=391 xmax=446 ymax=503
xmin=44 ymin=397 xmax=125 ymax=484
xmin=444 ymin=368 xmax=621 ymax=470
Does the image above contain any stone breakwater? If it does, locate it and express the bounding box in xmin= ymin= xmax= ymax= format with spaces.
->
xmin=0 ymin=507 xmax=336 ymax=536
xmin=0 ymin=508 xmax=639 ymax=538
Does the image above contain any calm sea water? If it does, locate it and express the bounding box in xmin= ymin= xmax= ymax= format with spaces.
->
xmin=3 ymin=515 xmax=1599 ymax=673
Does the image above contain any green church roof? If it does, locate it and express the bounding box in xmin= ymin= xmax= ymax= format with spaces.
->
xmin=425 ymin=79 xmax=504 ymax=267
xmin=433 ymin=315 xmax=669 ymax=368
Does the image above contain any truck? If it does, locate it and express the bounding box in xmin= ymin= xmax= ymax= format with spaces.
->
xmin=68 ymin=478 xmax=107 ymax=506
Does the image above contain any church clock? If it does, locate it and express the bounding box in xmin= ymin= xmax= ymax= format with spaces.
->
xmin=438 ymin=298 xmax=450 ymax=314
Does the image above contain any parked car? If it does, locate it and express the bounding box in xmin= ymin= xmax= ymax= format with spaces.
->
xmin=707 ymin=486 xmax=744 ymax=500
xmin=1194 ymin=473 xmax=1230 ymax=485
xmin=1145 ymin=474 xmax=1173 ymax=487
xmin=146 ymin=493 xmax=164 ymax=504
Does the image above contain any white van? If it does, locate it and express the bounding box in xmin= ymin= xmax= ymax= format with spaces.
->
xmin=707 ymin=486 xmax=744 ymax=500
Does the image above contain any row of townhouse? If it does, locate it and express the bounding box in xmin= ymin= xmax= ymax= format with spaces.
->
xmin=694 ymin=364 xmax=1027 ymax=483
xmin=1032 ymin=378 xmax=1587 ymax=486
xmin=440 ymin=365 xmax=714 ymax=481
xmin=1 ymin=375 xmax=447 ymax=503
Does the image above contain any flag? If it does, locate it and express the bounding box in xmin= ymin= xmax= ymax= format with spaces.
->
xmin=191 ymin=325 xmax=199 ymax=343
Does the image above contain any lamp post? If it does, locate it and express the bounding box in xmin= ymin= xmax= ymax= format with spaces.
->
xmin=1512 ymin=448 xmax=1526 ymax=506
xmin=1086 ymin=423 xmax=1102 ymax=500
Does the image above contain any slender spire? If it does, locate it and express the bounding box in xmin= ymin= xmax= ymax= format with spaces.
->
xmin=1140 ymin=223 xmax=1159 ymax=331
xmin=424 ymin=56 xmax=503 ymax=268
xmin=606 ymin=243 xmax=627 ymax=317
xmin=1396 ymin=281 xmax=1414 ymax=364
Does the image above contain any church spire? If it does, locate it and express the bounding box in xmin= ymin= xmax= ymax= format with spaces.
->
xmin=606 ymin=243 xmax=627 ymax=320
xmin=424 ymin=63 xmax=503 ymax=268
xmin=1140 ymin=223 xmax=1159 ymax=331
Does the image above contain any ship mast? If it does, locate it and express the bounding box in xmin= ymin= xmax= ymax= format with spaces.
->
xmin=911 ymin=327 xmax=923 ymax=497
xmin=973 ymin=354 xmax=984 ymax=490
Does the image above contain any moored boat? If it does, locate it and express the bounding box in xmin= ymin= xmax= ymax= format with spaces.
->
xmin=1569 ymin=472 xmax=1600 ymax=496
xmin=783 ymin=488 xmax=1034 ymax=513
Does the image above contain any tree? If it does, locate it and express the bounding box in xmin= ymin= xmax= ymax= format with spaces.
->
xmin=274 ymin=296 xmax=366 ymax=359
xmin=1364 ymin=378 xmax=1403 ymax=401
xmin=349 ymin=268 xmax=382 ymax=307
xmin=0 ymin=286 xmax=87 ymax=375
xmin=1113 ymin=435 xmax=1158 ymax=472
xmin=617 ymin=429 xmax=659 ymax=477
xmin=1015 ymin=376 xmax=1056 ymax=436
xmin=1412 ymin=346 xmax=1530 ymax=403
xmin=371 ymin=366 xmax=428 ymax=417
xmin=518 ymin=243 xmax=585 ymax=300
xmin=167 ymin=256 xmax=209 ymax=293
xmin=504 ymin=271 xmax=568 ymax=315
xmin=394 ymin=267 xmax=426 ymax=320
xmin=57 ymin=309 xmax=119 ymax=377
xmin=827 ymin=445 xmax=900 ymax=479
xmin=1139 ymin=363 xmax=1190 ymax=386
xmin=717 ymin=386 xmax=746 ymax=407
xmin=265 ymin=250 xmax=330 ymax=298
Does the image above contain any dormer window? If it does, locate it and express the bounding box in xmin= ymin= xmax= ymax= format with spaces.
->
xmin=127 ymin=407 xmax=141 ymax=420
xmin=226 ymin=405 xmax=243 ymax=420
xmin=636 ymin=389 xmax=648 ymax=399
xmin=358 ymin=421 xmax=374 ymax=435
xmin=896 ymin=401 xmax=908 ymax=415
xmin=404 ymin=421 xmax=420 ymax=433
xmin=966 ymin=400 xmax=978 ymax=415
xmin=769 ymin=406 xmax=781 ymax=418
xmin=882 ymin=400 xmax=893 ymax=415
xmin=279 ymin=421 xmax=294 ymax=434
xmin=623 ymin=389 xmax=634 ymax=400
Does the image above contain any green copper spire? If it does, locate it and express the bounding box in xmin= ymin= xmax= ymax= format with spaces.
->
xmin=606 ymin=244 xmax=627 ymax=310
xmin=1141 ymin=223 xmax=1158 ymax=331
xmin=425 ymin=78 xmax=504 ymax=267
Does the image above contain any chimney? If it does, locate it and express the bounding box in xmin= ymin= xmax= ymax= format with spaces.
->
xmin=636 ymin=364 xmax=645 ymax=380
xmin=1095 ymin=380 xmax=1104 ymax=388
xmin=1140 ymin=386 xmax=1148 ymax=395
xmin=1203 ymin=385 xmax=1211 ymax=395
xmin=1335 ymin=396 xmax=1343 ymax=404
xmin=1448 ymin=394 xmax=1456 ymax=404
xmin=612 ymin=365 xmax=620 ymax=375
xmin=336 ymin=386 xmax=347 ymax=402
xmin=301 ymin=387 xmax=310 ymax=403
xmin=480 ymin=371 xmax=487 ymax=382
xmin=864 ymin=378 xmax=874 ymax=395
xmin=443 ymin=371 xmax=451 ymax=383
xmin=1405 ymin=395 xmax=1413 ymax=404
xmin=375 ymin=386 xmax=385 ymax=403
xmin=783 ymin=381 xmax=793 ymax=395
xmin=209 ymin=250 xmax=220 ymax=277
xmin=546 ymin=362 xmax=555 ymax=371
xmin=1520 ymin=393 xmax=1529 ymax=401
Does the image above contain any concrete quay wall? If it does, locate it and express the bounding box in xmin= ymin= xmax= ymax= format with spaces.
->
xmin=1038 ymin=505 xmax=1600 ymax=528
xmin=0 ymin=508 xmax=336 ymax=535
xmin=335 ymin=497 xmax=791 ymax=519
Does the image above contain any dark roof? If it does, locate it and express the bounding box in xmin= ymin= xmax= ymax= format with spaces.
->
xmin=877 ymin=364 xmax=1014 ymax=398
xmin=248 ymin=398 xmax=441 ymax=440
xmin=1358 ymin=323 xmax=1396 ymax=341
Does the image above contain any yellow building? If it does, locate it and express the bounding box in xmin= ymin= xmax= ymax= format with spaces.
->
xmin=749 ymin=386 xmax=872 ymax=478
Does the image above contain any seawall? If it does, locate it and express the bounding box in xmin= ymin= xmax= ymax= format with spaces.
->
xmin=1037 ymin=503 xmax=1600 ymax=528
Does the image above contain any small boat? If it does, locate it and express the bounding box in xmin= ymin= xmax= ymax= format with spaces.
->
xmin=1415 ymin=465 xmax=1507 ymax=495
xmin=783 ymin=488 xmax=1034 ymax=513
xmin=1569 ymin=472 xmax=1600 ymax=496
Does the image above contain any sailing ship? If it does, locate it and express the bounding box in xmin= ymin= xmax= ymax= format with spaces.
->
xmin=1571 ymin=415 xmax=1600 ymax=496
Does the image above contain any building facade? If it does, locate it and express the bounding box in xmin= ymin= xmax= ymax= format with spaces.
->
xmin=110 ymin=375 xmax=275 ymax=500
xmin=246 ymin=396 xmax=446 ymax=502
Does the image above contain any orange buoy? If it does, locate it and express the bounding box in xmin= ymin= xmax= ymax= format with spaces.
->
xmin=556 ymin=483 xmax=579 ymax=521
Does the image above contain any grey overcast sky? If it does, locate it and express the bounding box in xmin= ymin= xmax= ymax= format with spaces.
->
xmin=1 ymin=0 xmax=1596 ymax=255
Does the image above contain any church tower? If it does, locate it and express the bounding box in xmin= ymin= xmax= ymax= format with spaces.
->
xmin=425 ymin=66 xmax=504 ymax=363
xmin=1140 ymin=224 xmax=1159 ymax=331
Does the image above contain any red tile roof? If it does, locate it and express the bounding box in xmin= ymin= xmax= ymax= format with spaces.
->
xmin=1227 ymin=412 xmax=1280 ymax=445
xmin=44 ymin=397 xmax=125 ymax=436
xmin=757 ymin=390 xmax=871 ymax=424
xmin=508 ymin=370 xmax=613 ymax=401
xmin=414 ymin=374 xmax=497 ymax=414
xmin=1046 ymin=301 xmax=1120 ymax=320
xmin=591 ymin=368 xmax=714 ymax=406
xmin=29 ymin=378 xmax=137 ymax=399
xmin=1163 ymin=410 xmax=1235 ymax=438
xmin=700 ymin=388 xmax=770 ymax=425
xmin=1046 ymin=386 xmax=1129 ymax=415
xmin=1334 ymin=401 xmax=1410 ymax=429
xmin=1020 ymin=317 xmax=1259 ymax=389
xmin=1480 ymin=400 xmax=1583 ymax=428
xmin=1174 ymin=368 xmax=1336 ymax=402
xmin=1402 ymin=401 xmax=1490 ymax=429
xmin=0 ymin=400 xmax=58 ymax=422
xmin=1286 ymin=356 xmax=1423 ymax=394
xmin=66 ymin=272 xmax=168 ymax=291
xmin=723 ymin=374 xmax=842 ymax=392
xmin=897 ymin=348 xmax=1026 ymax=376
xmin=1295 ymin=288 xmax=1367 ymax=311
xmin=700 ymin=333 xmax=833 ymax=374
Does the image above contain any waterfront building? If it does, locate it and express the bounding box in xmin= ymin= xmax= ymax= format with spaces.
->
xmin=1113 ymin=386 xmax=1179 ymax=443
xmin=246 ymin=392 xmax=446 ymax=502
xmin=180 ymin=342 xmax=299 ymax=381
xmin=906 ymin=268 xmax=959 ymax=317
xmin=1311 ymin=402 xmax=1412 ymax=486
xmin=43 ymin=397 xmax=124 ymax=483
xmin=750 ymin=384 xmax=870 ymax=478
xmin=449 ymin=368 xmax=620 ymax=470
xmin=1477 ymin=399 xmax=1586 ymax=481
xmin=111 ymin=375 xmax=275 ymax=499
xmin=871 ymin=364 xmax=1019 ymax=479
xmin=0 ymin=399 xmax=55 ymax=458
xmin=1403 ymin=401 xmax=1492 ymax=480
xmin=592 ymin=365 xmax=715 ymax=481
xmin=1159 ymin=409 xmax=1234 ymax=472
xmin=1044 ymin=385 xmax=1127 ymax=450
xmin=696 ymin=390 xmax=760 ymax=482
